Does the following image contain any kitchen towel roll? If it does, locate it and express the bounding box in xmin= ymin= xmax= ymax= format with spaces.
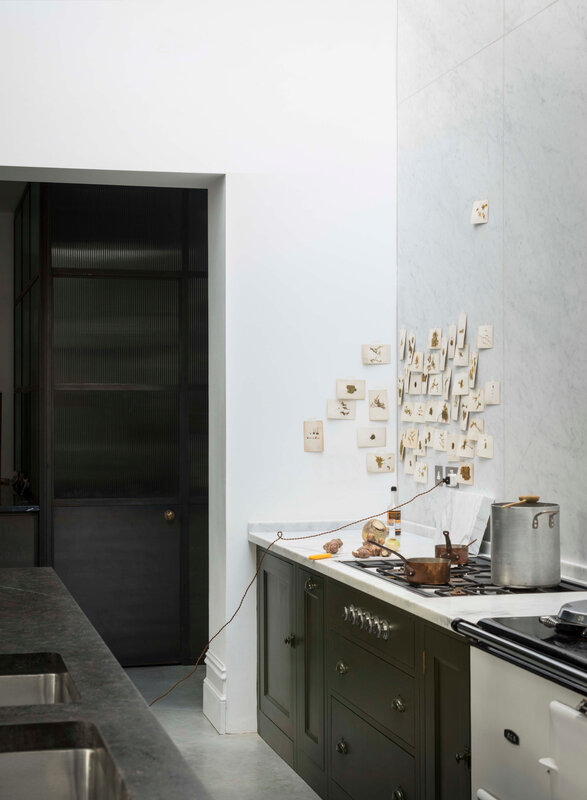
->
xmin=436 ymin=490 xmax=493 ymax=556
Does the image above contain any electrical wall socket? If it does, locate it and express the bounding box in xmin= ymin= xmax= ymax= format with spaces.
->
xmin=445 ymin=466 xmax=459 ymax=487
xmin=435 ymin=465 xmax=445 ymax=483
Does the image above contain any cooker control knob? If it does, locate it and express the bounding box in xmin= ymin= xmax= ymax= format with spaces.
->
xmin=356 ymin=608 xmax=364 ymax=628
xmin=381 ymin=619 xmax=390 ymax=640
xmin=342 ymin=606 xmax=350 ymax=622
xmin=348 ymin=605 xmax=357 ymax=625
xmin=363 ymin=611 xmax=373 ymax=633
xmin=373 ymin=616 xmax=381 ymax=638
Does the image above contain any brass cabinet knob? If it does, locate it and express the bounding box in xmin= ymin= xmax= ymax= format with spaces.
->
xmin=336 ymin=738 xmax=349 ymax=755
xmin=305 ymin=578 xmax=317 ymax=593
xmin=283 ymin=634 xmax=296 ymax=647
xmin=335 ymin=661 xmax=350 ymax=676
xmin=391 ymin=696 xmax=406 ymax=713
xmin=164 ymin=510 xmax=176 ymax=522
xmin=455 ymin=747 xmax=471 ymax=767
xmin=392 ymin=787 xmax=407 ymax=800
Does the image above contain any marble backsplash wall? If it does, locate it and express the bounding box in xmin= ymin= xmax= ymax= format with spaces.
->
xmin=397 ymin=1 xmax=587 ymax=571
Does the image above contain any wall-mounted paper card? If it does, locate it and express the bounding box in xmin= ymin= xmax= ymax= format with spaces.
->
xmin=415 ymin=433 xmax=426 ymax=456
xmin=366 ymin=453 xmax=395 ymax=473
xmin=327 ymin=399 xmax=356 ymax=419
xmin=404 ymin=453 xmax=416 ymax=475
xmin=399 ymin=434 xmax=406 ymax=461
xmin=409 ymin=374 xmax=423 ymax=395
xmin=404 ymin=365 xmax=411 ymax=381
xmin=369 ymin=390 xmax=389 ymax=421
xmin=407 ymin=332 xmax=416 ymax=363
xmin=448 ymin=325 xmax=457 ymax=359
xmin=362 ymin=343 xmax=391 ymax=365
xmin=471 ymin=200 xmax=489 ymax=224
xmin=457 ymin=313 xmax=467 ymax=348
xmin=357 ymin=427 xmax=387 ymax=448
xmin=460 ymin=406 xmax=470 ymax=432
xmin=477 ymin=325 xmax=493 ymax=349
xmin=426 ymin=401 xmax=438 ymax=421
xmin=434 ymin=429 xmax=448 ymax=452
xmin=447 ymin=434 xmax=460 ymax=462
xmin=436 ymin=401 xmax=450 ymax=424
xmin=414 ymin=402 xmax=426 ymax=423
xmin=401 ymin=402 xmax=414 ymax=421
xmin=403 ymin=428 xmax=418 ymax=449
xmin=454 ymin=344 xmax=469 ymax=367
xmin=442 ymin=368 xmax=452 ymax=400
xmin=457 ymin=462 xmax=475 ymax=486
xmin=336 ymin=379 xmax=366 ymax=400
xmin=421 ymin=373 xmax=429 ymax=393
xmin=423 ymin=427 xmax=433 ymax=446
xmin=468 ymin=417 xmax=484 ymax=440
xmin=458 ymin=435 xmax=475 ymax=459
xmin=428 ymin=374 xmax=443 ymax=395
xmin=469 ymin=351 xmax=479 ymax=388
xmin=397 ymin=377 xmax=404 ymax=406
xmin=411 ymin=351 xmax=424 ymax=372
xmin=453 ymin=372 xmax=469 ymax=395
xmin=485 ymin=381 xmax=501 ymax=405
xmin=399 ymin=328 xmax=406 ymax=360
xmin=423 ymin=351 xmax=441 ymax=374
xmin=414 ymin=462 xmax=428 ymax=484
xmin=467 ymin=389 xmax=485 ymax=413
xmin=304 ymin=420 xmax=324 ymax=452
xmin=439 ymin=338 xmax=448 ymax=371
xmin=476 ymin=434 xmax=494 ymax=459
xmin=451 ymin=394 xmax=460 ymax=421
xmin=428 ymin=328 xmax=442 ymax=349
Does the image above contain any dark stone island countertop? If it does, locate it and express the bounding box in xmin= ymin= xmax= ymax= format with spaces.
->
xmin=0 ymin=568 xmax=208 ymax=799
xmin=0 ymin=486 xmax=39 ymax=514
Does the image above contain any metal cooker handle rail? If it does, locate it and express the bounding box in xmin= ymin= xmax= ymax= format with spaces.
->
xmin=452 ymin=619 xmax=587 ymax=692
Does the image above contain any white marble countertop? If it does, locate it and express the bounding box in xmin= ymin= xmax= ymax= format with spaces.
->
xmin=248 ymin=521 xmax=587 ymax=633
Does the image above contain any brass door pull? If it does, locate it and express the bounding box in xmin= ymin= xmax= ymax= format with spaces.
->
xmin=336 ymin=738 xmax=348 ymax=755
xmin=455 ymin=747 xmax=471 ymax=767
xmin=391 ymin=696 xmax=406 ymax=713
xmin=164 ymin=510 xmax=176 ymax=522
xmin=392 ymin=788 xmax=407 ymax=800
xmin=283 ymin=634 xmax=296 ymax=647
xmin=335 ymin=661 xmax=350 ymax=676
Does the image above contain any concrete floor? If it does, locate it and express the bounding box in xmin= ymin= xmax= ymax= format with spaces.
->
xmin=127 ymin=665 xmax=319 ymax=800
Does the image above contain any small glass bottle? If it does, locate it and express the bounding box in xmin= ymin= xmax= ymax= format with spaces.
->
xmin=387 ymin=485 xmax=401 ymax=538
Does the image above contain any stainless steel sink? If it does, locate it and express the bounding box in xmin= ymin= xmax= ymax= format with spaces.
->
xmin=0 ymin=721 xmax=131 ymax=799
xmin=0 ymin=653 xmax=80 ymax=706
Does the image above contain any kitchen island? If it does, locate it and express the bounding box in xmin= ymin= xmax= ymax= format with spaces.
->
xmin=0 ymin=567 xmax=208 ymax=799
xmin=250 ymin=522 xmax=587 ymax=800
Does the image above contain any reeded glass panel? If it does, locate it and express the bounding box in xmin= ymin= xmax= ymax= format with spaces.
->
xmin=54 ymin=391 xmax=179 ymax=498
xmin=30 ymin=281 xmax=40 ymax=387
xmin=29 ymin=391 xmax=40 ymax=499
xmin=187 ymin=190 xmax=208 ymax=272
xmin=14 ymin=302 xmax=22 ymax=390
xmin=29 ymin=183 xmax=41 ymax=279
xmin=14 ymin=208 xmax=22 ymax=298
xmin=188 ymin=390 xmax=208 ymax=499
xmin=20 ymin=392 xmax=31 ymax=476
xmin=188 ymin=278 xmax=208 ymax=385
xmin=189 ymin=505 xmax=209 ymax=655
xmin=22 ymin=189 xmax=30 ymax=288
xmin=14 ymin=393 xmax=21 ymax=471
xmin=21 ymin=293 xmax=30 ymax=389
xmin=53 ymin=278 xmax=179 ymax=385
xmin=50 ymin=184 xmax=183 ymax=271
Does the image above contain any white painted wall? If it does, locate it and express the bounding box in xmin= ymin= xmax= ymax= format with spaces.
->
xmin=0 ymin=1 xmax=397 ymax=731
xmin=0 ymin=214 xmax=13 ymax=479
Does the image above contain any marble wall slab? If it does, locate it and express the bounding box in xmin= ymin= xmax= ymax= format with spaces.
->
xmin=398 ymin=0 xmax=503 ymax=102
xmin=504 ymin=0 xmax=587 ymax=568
xmin=505 ymin=0 xmax=559 ymax=32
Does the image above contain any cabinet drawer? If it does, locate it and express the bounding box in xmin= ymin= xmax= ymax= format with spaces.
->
xmin=327 ymin=578 xmax=415 ymax=669
xmin=328 ymin=631 xmax=415 ymax=746
xmin=330 ymin=697 xmax=415 ymax=800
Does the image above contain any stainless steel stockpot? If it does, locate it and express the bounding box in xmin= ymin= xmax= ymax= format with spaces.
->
xmin=491 ymin=501 xmax=560 ymax=588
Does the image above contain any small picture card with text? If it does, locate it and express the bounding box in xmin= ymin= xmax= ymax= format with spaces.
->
xmin=304 ymin=420 xmax=324 ymax=452
xmin=485 ymin=381 xmax=501 ymax=405
xmin=476 ymin=434 xmax=494 ymax=458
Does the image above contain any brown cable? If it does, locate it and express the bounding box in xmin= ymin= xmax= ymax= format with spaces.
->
xmin=149 ymin=479 xmax=446 ymax=706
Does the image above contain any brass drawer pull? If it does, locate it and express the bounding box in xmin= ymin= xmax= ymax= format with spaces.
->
xmin=392 ymin=787 xmax=407 ymax=800
xmin=335 ymin=660 xmax=350 ymax=676
xmin=336 ymin=738 xmax=349 ymax=755
xmin=305 ymin=578 xmax=317 ymax=593
xmin=391 ymin=696 xmax=406 ymax=713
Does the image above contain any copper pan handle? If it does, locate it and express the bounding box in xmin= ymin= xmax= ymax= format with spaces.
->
xmin=388 ymin=549 xmax=416 ymax=577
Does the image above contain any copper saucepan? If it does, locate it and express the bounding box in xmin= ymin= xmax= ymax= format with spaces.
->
xmin=434 ymin=530 xmax=475 ymax=566
xmin=378 ymin=542 xmax=451 ymax=585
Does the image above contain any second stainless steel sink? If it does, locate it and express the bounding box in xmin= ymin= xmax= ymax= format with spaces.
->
xmin=0 ymin=652 xmax=80 ymax=706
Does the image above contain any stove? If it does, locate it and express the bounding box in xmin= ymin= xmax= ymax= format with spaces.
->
xmin=342 ymin=555 xmax=585 ymax=598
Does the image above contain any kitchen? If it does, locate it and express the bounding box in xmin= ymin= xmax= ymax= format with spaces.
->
xmin=0 ymin=2 xmax=586 ymax=799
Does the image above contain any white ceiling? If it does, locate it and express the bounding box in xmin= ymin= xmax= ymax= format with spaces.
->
xmin=0 ymin=181 xmax=26 ymax=212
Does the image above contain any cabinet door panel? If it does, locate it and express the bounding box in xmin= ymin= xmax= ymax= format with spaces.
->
xmin=423 ymin=626 xmax=471 ymax=800
xmin=258 ymin=553 xmax=296 ymax=738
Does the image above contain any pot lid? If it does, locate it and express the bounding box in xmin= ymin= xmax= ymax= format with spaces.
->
xmin=558 ymin=600 xmax=587 ymax=626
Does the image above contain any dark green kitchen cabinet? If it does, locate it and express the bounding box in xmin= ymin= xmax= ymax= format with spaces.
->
xmin=257 ymin=551 xmax=326 ymax=797
xmin=422 ymin=625 xmax=471 ymax=800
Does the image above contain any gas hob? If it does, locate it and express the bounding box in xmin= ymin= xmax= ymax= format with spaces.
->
xmin=342 ymin=555 xmax=585 ymax=598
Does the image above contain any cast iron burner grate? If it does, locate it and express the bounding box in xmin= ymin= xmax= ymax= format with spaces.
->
xmin=341 ymin=556 xmax=584 ymax=598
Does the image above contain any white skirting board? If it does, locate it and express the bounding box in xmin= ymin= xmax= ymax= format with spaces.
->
xmin=203 ymin=649 xmax=227 ymax=735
